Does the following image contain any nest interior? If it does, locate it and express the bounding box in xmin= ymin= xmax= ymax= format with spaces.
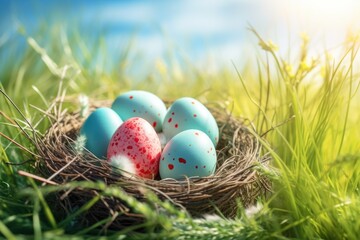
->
xmin=35 ymin=100 xmax=271 ymax=228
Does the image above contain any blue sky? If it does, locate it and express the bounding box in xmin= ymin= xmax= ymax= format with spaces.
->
xmin=1 ymin=0 xmax=360 ymax=68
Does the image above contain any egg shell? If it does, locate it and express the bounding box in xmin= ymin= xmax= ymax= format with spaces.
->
xmin=162 ymin=97 xmax=219 ymax=146
xmin=80 ymin=107 xmax=123 ymax=159
xmin=107 ymin=117 xmax=161 ymax=179
xmin=111 ymin=90 xmax=167 ymax=132
xmin=159 ymin=129 xmax=217 ymax=180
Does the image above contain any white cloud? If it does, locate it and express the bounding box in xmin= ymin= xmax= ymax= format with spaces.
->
xmin=161 ymin=1 xmax=246 ymax=37
xmin=163 ymin=14 xmax=234 ymax=37
xmin=95 ymin=2 xmax=155 ymax=24
xmin=100 ymin=0 xmax=360 ymax=65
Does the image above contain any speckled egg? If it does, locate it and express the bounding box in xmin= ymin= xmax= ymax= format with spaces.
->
xmin=111 ymin=90 xmax=167 ymax=132
xmin=107 ymin=117 xmax=161 ymax=179
xmin=80 ymin=107 xmax=123 ymax=159
xmin=159 ymin=129 xmax=217 ymax=180
xmin=162 ymin=97 xmax=219 ymax=146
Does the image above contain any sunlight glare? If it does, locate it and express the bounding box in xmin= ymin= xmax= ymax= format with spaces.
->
xmin=272 ymin=0 xmax=360 ymax=32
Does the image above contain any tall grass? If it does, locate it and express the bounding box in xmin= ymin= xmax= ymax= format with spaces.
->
xmin=0 ymin=25 xmax=360 ymax=239
xmin=247 ymin=29 xmax=360 ymax=239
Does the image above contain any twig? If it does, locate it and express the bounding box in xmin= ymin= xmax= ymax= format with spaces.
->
xmin=0 ymin=110 xmax=17 ymax=125
xmin=41 ymin=157 xmax=78 ymax=186
xmin=0 ymin=131 xmax=40 ymax=158
xmin=5 ymin=159 xmax=35 ymax=165
xmin=0 ymin=88 xmax=38 ymax=145
xmin=18 ymin=170 xmax=58 ymax=185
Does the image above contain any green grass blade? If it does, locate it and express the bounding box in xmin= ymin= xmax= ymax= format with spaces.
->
xmin=0 ymin=221 xmax=16 ymax=240
xmin=28 ymin=179 xmax=57 ymax=229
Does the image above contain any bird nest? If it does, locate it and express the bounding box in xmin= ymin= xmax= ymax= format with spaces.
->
xmin=35 ymin=99 xmax=271 ymax=229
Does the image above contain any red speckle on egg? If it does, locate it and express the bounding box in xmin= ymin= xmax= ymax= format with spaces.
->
xmin=175 ymin=123 xmax=178 ymax=128
xmin=136 ymin=163 xmax=140 ymax=169
xmin=152 ymin=121 xmax=157 ymax=128
xmin=168 ymin=164 xmax=174 ymax=170
xmin=168 ymin=118 xmax=172 ymax=123
xmin=134 ymin=137 xmax=139 ymax=143
xmin=140 ymin=168 xmax=149 ymax=175
xmin=129 ymin=96 xmax=133 ymax=99
xmin=179 ymin=158 xmax=186 ymax=164
xmin=127 ymin=146 xmax=133 ymax=149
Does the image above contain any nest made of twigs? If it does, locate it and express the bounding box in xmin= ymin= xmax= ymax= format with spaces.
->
xmin=35 ymin=99 xmax=271 ymax=229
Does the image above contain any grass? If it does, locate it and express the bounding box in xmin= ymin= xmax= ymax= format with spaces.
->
xmin=1 ymin=24 xmax=360 ymax=239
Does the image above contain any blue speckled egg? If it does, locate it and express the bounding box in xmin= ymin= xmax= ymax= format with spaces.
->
xmin=80 ymin=107 xmax=123 ymax=158
xmin=111 ymin=90 xmax=167 ymax=132
xmin=162 ymin=97 xmax=219 ymax=146
xmin=159 ymin=130 xmax=217 ymax=180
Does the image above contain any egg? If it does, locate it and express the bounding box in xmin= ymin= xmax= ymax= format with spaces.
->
xmin=159 ymin=130 xmax=217 ymax=180
xmin=111 ymin=90 xmax=167 ymax=132
xmin=107 ymin=117 xmax=161 ymax=179
xmin=80 ymin=107 xmax=123 ymax=158
xmin=162 ymin=97 xmax=219 ymax=146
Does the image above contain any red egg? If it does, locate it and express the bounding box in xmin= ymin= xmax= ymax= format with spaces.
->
xmin=107 ymin=117 xmax=161 ymax=179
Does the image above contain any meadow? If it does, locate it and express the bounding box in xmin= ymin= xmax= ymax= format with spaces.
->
xmin=0 ymin=25 xmax=360 ymax=239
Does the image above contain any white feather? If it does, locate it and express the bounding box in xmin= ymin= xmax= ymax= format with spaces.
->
xmin=109 ymin=155 xmax=136 ymax=177
xmin=157 ymin=132 xmax=167 ymax=149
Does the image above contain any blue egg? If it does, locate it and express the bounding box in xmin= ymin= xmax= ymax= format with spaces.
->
xmin=80 ymin=107 xmax=123 ymax=158
xmin=111 ymin=90 xmax=167 ymax=132
xmin=159 ymin=130 xmax=217 ymax=180
xmin=162 ymin=97 xmax=219 ymax=146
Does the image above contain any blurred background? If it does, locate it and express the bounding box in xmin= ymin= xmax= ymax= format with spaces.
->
xmin=1 ymin=0 xmax=360 ymax=69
